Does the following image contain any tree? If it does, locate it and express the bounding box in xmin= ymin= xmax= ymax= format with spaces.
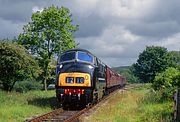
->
xmin=118 ymin=68 xmax=139 ymax=83
xmin=38 ymin=58 xmax=57 ymax=86
xmin=18 ymin=5 xmax=78 ymax=90
xmin=169 ymin=51 xmax=180 ymax=70
xmin=0 ymin=41 xmax=40 ymax=91
xmin=133 ymin=46 xmax=173 ymax=83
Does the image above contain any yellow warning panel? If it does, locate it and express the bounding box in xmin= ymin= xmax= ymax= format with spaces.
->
xmin=58 ymin=72 xmax=91 ymax=87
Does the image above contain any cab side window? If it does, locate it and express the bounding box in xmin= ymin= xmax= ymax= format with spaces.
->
xmin=97 ymin=59 xmax=105 ymax=78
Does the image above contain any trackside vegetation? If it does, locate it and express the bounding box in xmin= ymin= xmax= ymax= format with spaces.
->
xmin=0 ymin=41 xmax=40 ymax=92
xmin=82 ymin=84 xmax=173 ymax=122
xmin=152 ymin=67 xmax=180 ymax=99
xmin=0 ymin=90 xmax=57 ymax=122
xmin=134 ymin=46 xmax=180 ymax=100
xmin=116 ymin=46 xmax=180 ymax=100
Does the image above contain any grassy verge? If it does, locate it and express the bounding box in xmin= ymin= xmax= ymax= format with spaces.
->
xmin=0 ymin=90 xmax=57 ymax=122
xmin=83 ymin=84 xmax=173 ymax=122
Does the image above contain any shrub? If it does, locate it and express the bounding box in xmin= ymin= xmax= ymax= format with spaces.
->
xmin=152 ymin=67 xmax=180 ymax=99
xmin=14 ymin=80 xmax=43 ymax=93
xmin=0 ymin=41 xmax=40 ymax=91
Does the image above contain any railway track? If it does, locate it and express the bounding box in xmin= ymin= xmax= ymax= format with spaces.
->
xmin=26 ymin=108 xmax=78 ymax=122
xmin=26 ymin=84 xmax=140 ymax=122
xmin=26 ymin=91 xmax=120 ymax=122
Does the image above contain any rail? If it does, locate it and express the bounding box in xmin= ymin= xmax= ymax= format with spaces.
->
xmin=25 ymin=84 xmax=139 ymax=122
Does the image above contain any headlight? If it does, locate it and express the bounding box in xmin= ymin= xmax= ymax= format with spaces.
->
xmin=59 ymin=64 xmax=63 ymax=68
xmin=88 ymin=65 xmax=93 ymax=69
xmin=76 ymin=77 xmax=84 ymax=83
xmin=66 ymin=77 xmax=74 ymax=83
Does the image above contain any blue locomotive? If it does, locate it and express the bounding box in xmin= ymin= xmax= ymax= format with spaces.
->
xmin=55 ymin=49 xmax=126 ymax=107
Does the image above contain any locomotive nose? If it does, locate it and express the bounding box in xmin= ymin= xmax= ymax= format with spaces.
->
xmin=58 ymin=72 xmax=91 ymax=87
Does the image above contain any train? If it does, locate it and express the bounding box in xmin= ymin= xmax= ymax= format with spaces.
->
xmin=55 ymin=49 xmax=126 ymax=107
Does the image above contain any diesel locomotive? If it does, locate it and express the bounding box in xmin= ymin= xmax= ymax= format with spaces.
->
xmin=55 ymin=49 xmax=126 ymax=107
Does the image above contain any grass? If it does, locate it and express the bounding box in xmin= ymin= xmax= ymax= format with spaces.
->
xmin=82 ymin=84 xmax=173 ymax=122
xmin=0 ymin=84 xmax=173 ymax=122
xmin=0 ymin=90 xmax=58 ymax=122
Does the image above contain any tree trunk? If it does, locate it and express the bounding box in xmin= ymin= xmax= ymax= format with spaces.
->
xmin=44 ymin=78 xmax=47 ymax=91
xmin=43 ymin=62 xmax=49 ymax=91
xmin=9 ymin=81 xmax=16 ymax=92
xmin=2 ymin=82 xmax=11 ymax=91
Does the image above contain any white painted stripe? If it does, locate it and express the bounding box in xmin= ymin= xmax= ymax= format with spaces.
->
xmin=98 ymin=78 xmax=105 ymax=81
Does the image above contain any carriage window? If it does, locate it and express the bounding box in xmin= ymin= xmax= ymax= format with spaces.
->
xmin=60 ymin=52 xmax=75 ymax=62
xmin=77 ymin=51 xmax=93 ymax=63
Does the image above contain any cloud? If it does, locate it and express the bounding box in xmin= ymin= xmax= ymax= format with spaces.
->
xmin=0 ymin=0 xmax=35 ymax=23
xmin=159 ymin=33 xmax=180 ymax=51
xmin=71 ymin=0 xmax=156 ymax=19
xmin=32 ymin=6 xmax=44 ymax=13
xmin=74 ymin=14 xmax=108 ymax=38
xmin=76 ymin=25 xmax=142 ymax=66
xmin=0 ymin=0 xmax=180 ymax=66
xmin=0 ymin=18 xmax=24 ymax=39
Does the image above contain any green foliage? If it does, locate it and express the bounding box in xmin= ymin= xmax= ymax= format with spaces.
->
xmin=169 ymin=51 xmax=180 ymax=70
xmin=113 ymin=66 xmax=140 ymax=83
xmin=152 ymin=67 xmax=180 ymax=99
xmin=138 ymin=89 xmax=173 ymax=121
xmin=14 ymin=80 xmax=43 ymax=93
xmin=119 ymin=68 xmax=139 ymax=83
xmin=85 ymin=84 xmax=172 ymax=122
xmin=112 ymin=66 xmax=130 ymax=72
xmin=134 ymin=46 xmax=174 ymax=83
xmin=0 ymin=41 xmax=40 ymax=91
xmin=0 ymin=90 xmax=57 ymax=121
xmin=139 ymin=89 xmax=161 ymax=103
xmin=18 ymin=5 xmax=78 ymax=90
xmin=169 ymin=51 xmax=180 ymax=63
xmin=152 ymin=67 xmax=180 ymax=89
xmin=38 ymin=58 xmax=56 ymax=86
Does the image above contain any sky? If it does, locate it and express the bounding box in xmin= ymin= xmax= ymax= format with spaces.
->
xmin=0 ymin=0 xmax=180 ymax=67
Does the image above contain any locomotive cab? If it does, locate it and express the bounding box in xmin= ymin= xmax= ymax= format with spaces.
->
xmin=56 ymin=49 xmax=96 ymax=107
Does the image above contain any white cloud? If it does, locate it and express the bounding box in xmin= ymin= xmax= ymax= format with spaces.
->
xmin=99 ymin=0 xmax=151 ymax=19
xmin=71 ymin=0 xmax=156 ymax=20
xmin=76 ymin=25 xmax=142 ymax=66
xmin=0 ymin=0 xmax=180 ymax=66
xmin=32 ymin=6 xmax=44 ymax=13
xmin=159 ymin=33 xmax=180 ymax=51
xmin=72 ymin=0 xmax=98 ymax=16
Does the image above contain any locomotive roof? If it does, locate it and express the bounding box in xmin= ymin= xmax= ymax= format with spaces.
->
xmin=63 ymin=48 xmax=94 ymax=56
xmin=62 ymin=48 xmax=122 ymax=76
xmin=62 ymin=48 xmax=105 ymax=64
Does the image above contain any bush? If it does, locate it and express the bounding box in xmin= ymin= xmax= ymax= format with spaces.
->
xmin=14 ymin=80 xmax=43 ymax=93
xmin=152 ymin=67 xmax=180 ymax=99
xmin=0 ymin=41 xmax=40 ymax=91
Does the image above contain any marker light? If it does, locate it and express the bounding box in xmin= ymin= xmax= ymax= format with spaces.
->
xmin=88 ymin=65 xmax=93 ymax=69
xmin=59 ymin=64 xmax=63 ymax=68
